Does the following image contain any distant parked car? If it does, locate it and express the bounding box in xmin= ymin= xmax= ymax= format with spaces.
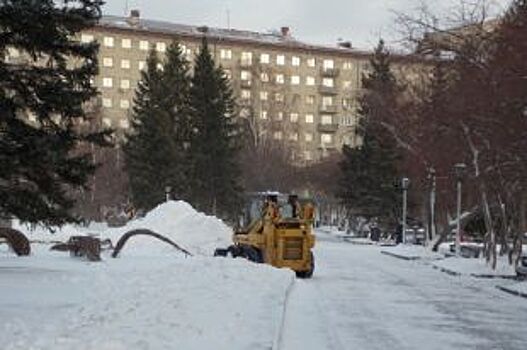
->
xmin=516 ymin=252 xmax=527 ymax=279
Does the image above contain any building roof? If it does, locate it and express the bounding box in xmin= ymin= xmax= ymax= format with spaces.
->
xmin=97 ymin=15 xmax=372 ymax=59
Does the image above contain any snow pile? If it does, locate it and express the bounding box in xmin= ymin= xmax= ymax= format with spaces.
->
xmin=382 ymin=244 xmax=444 ymax=260
xmin=13 ymin=201 xmax=232 ymax=256
xmin=498 ymin=281 xmax=527 ymax=296
xmin=433 ymin=256 xmax=517 ymax=277
xmin=0 ymin=246 xmax=294 ymax=350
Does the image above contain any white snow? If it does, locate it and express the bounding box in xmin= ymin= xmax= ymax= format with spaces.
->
xmin=13 ymin=200 xmax=232 ymax=256
xmin=433 ymin=255 xmax=517 ymax=277
xmin=381 ymin=244 xmax=444 ymax=260
xmin=499 ymin=281 xmax=527 ymax=296
xmin=1 ymin=201 xmax=294 ymax=350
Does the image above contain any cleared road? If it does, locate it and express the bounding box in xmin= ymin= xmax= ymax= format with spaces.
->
xmin=280 ymin=233 xmax=527 ymax=350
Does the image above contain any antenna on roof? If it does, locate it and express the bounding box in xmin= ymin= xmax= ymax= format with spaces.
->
xmin=226 ymin=8 xmax=231 ymax=29
xmin=124 ymin=0 xmax=129 ymax=16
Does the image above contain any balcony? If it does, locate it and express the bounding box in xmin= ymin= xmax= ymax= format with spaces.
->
xmin=319 ymin=105 xmax=338 ymax=114
xmin=317 ymin=123 xmax=339 ymax=133
xmin=240 ymin=80 xmax=252 ymax=88
xmin=318 ymin=85 xmax=338 ymax=95
xmin=320 ymin=67 xmax=340 ymax=77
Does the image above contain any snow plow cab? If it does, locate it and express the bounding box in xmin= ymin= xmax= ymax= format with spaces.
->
xmin=214 ymin=193 xmax=316 ymax=278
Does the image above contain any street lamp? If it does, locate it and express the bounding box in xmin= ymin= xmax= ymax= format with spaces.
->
xmin=401 ymin=177 xmax=410 ymax=244
xmin=428 ymin=167 xmax=437 ymax=245
xmin=165 ymin=186 xmax=172 ymax=203
xmin=454 ymin=163 xmax=466 ymax=255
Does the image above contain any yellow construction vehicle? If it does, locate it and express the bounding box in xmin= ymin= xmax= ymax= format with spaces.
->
xmin=214 ymin=193 xmax=316 ymax=278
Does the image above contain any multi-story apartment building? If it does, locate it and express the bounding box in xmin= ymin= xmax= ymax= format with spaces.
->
xmin=73 ymin=10 xmax=425 ymax=163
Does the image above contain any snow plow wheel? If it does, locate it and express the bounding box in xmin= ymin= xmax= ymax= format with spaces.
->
xmin=296 ymin=252 xmax=315 ymax=279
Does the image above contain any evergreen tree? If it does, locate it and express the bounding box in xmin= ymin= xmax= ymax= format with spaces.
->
xmin=338 ymin=40 xmax=402 ymax=223
xmin=188 ymin=36 xmax=241 ymax=216
xmin=124 ymin=42 xmax=191 ymax=210
xmin=0 ymin=0 xmax=110 ymax=227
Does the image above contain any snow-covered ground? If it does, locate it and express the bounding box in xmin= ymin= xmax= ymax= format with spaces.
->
xmin=280 ymin=241 xmax=527 ymax=350
xmin=497 ymin=281 xmax=527 ymax=297
xmin=432 ymin=255 xmax=517 ymax=277
xmin=381 ymin=244 xmax=444 ymax=260
xmin=1 ymin=201 xmax=294 ymax=350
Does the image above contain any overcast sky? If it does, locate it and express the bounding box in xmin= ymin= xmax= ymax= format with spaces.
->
xmin=104 ymin=0 xmax=511 ymax=50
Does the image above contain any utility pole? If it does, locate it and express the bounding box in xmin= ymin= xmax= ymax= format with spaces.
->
xmin=165 ymin=186 xmax=172 ymax=203
xmin=401 ymin=177 xmax=410 ymax=244
xmin=454 ymin=163 xmax=466 ymax=256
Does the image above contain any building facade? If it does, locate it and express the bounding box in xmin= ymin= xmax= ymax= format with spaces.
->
xmin=76 ymin=11 xmax=424 ymax=163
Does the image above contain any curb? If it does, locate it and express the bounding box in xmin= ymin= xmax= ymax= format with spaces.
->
xmin=272 ymin=274 xmax=296 ymax=350
xmin=431 ymin=265 xmax=518 ymax=280
xmin=380 ymin=250 xmax=421 ymax=261
xmin=496 ymin=285 xmax=527 ymax=299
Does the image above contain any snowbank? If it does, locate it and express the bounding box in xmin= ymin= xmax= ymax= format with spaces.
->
xmin=497 ymin=281 xmax=527 ymax=298
xmin=381 ymin=244 xmax=444 ymax=260
xmin=432 ymin=256 xmax=517 ymax=277
xmin=13 ymin=201 xmax=232 ymax=256
xmin=0 ymin=245 xmax=294 ymax=350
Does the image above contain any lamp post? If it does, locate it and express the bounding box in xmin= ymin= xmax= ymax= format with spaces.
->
xmin=165 ymin=186 xmax=172 ymax=203
xmin=428 ymin=167 xmax=437 ymax=245
xmin=454 ymin=163 xmax=466 ymax=255
xmin=401 ymin=177 xmax=410 ymax=244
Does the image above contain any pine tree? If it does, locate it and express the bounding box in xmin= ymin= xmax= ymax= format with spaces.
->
xmin=188 ymin=36 xmax=241 ymax=216
xmin=124 ymin=42 xmax=192 ymax=210
xmin=338 ymin=40 xmax=402 ymax=223
xmin=0 ymin=0 xmax=109 ymax=227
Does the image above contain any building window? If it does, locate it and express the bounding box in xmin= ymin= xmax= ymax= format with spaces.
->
xmin=241 ymin=89 xmax=251 ymax=100
xmin=157 ymin=63 xmax=164 ymax=71
xmin=260 ymin=110 xmax=268 ymax=120
xmin=102 ymin=57 xmax=113 ymax=67
xmin=275 ymin=92 xmax=284 ymax=102
xmin=292 ymin=56 xmax=300 ymax=66
xmin=241 ymin=51 xmax=252 ymax=65
xmin=342 ymin=98 xmax=353 ymax=109
xmin=156 ymin=42 xmax=166 ymax=52
xmin=306 ymin=95 xmax=315 ymax=105
xmin=343 ymin=61 xmax=353 ymax=70
xmin=305 ymin=133 xmax=313 ymax=142
xmin=307 ymin=57 xmax=315 ymax=67
xmin=103 ymin=36 xmax=114 ymax=47
xmin=102 ymin=118 xmax=112 ymax=127
xmin=138 ymin=61 xmax=146 ymax=71
xmin=291 ymin=75 xmax=300 ymax=85
xmin=276 ymin=74 xmax=285 ymax=84
xmin=120 ymin=79 xmax=130 ymax=90
xmin=81 ymin=34 xmax=94 ymax=43
xmin=273 ymin=131 xmax=282 ymax=140
xmin=321 ymin=115 xmax=333 ymax=125
xmin=276 ymin=55 xmax=285 ymax=65
xmin=220 ymin=49 xmax=232 ymax=60
xmin=323 ymin=59 xmax=334 ymax=70
xmin=241 ymin=70 xmax=251 ymax=81
xmin=343 ymin=80 xmax=352 ymax=89
xmin=322 ymin=96 xmax=333 ymax=106
xmin=290 ymin=113 xmax=299 ymax=123
xmin=289 ymin=132 xmax=299 ymax=141
xmin=120 ymin=99 xmax=130 ymax=109
xmin=120 ymin=119 xmax=130 ymax=129
xmin=102 ymin=98 xmax=112 ymax=108
xmin=260 ymin=91 xmax=268 ymax=101
xmin=322 ymin=78 xmax=334 ymax=87
xmin=121 ymin=59 xmax=131 ymax=69
xmin=305 ymin=114 xmax=314 ymax=123
xmin=223 ymin=69 xmax=232 ymax=79
xmin=102 ymin=77 xmax=113 ymax=88
xmin=121 ymin=38 xmax=132 ymax=49
xmin=304 ymin=150 xmax=312 ymax=161
xmin=321 ymin=133 xmax=333 ymax=143
xmin=341 ymin=115 xmax=354 ymax=126
xmin=306 ymin=76 xmax=315 ymax=86
xmin=260 ymin=53 xmax=270 ymax=64
xmin=276 ymin=111 xmax=283 ymax=121
xmin=260 ymin=72 xmax=269 ymax=82
xmin=139 ymin=40 xmax=149 ymax=51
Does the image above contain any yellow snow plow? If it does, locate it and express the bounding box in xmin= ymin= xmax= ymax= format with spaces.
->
xmin=214 ymin=193 xmax=316 ymax=278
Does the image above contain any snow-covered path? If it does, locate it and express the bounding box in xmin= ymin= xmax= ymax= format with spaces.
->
xmin=280 ymin=235 xmax=527 ymax=350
